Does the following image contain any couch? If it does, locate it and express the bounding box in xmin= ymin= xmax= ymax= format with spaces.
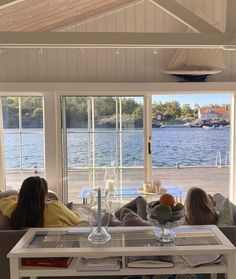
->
xmin=0 ymin=192 xmax=236 ymax=279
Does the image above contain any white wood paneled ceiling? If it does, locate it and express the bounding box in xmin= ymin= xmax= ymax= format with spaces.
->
xmin=0 ymin=0 xmax=139 ymax=31
xmin=0 ymin=0 xmax=235 ymax=82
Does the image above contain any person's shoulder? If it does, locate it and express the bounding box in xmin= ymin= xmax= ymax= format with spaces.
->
xmin=0 ymin=195 xmax=17 ymax=203
xmin=46 ymin=200 xmax=68 ymax=211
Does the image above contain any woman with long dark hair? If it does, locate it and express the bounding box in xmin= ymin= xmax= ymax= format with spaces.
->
xmin=10 ymin=176 xmax=48 ymax=229
xmin=0 ymin=176 xmax=82 ymax=229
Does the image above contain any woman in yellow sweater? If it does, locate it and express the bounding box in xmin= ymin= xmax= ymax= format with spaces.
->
xmin=0 ymin=176 xmax=82 ymax=229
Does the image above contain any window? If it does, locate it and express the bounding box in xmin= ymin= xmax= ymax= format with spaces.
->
xmin=0 ymin=96 xmax=45 ymax=190
xmin=61 ymin=96 xmax=144 ymax=203
xmin=0 ymin=89 xmax=233 ymax=204
xmin=152 ymin=93 xmax=231 ymax=198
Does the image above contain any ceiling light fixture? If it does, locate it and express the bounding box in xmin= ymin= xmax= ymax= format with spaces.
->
xmin=153 ymin=48 xmax=158 ymax=55
xmin=37 ymin=48 xmax=43 ymax=54
xmin=115 ymin=48 xmax=120 ymax=55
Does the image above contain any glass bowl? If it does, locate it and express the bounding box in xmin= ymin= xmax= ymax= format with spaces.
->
xmin=147 ymin=207 xmax=185 ymax=243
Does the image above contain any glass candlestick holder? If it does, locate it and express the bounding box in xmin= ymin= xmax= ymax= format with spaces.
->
xmin=104 ymin=163 xmax=117 ymax=192
xmin=87 ymin=187 xmax=111 ymax=245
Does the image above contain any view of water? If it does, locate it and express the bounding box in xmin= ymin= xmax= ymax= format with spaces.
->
xmin=3 ymin=127 xmax=230 ymax=169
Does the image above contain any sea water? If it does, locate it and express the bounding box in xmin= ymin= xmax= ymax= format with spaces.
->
xmin=3 ymin=127 xmax=230 ymax=169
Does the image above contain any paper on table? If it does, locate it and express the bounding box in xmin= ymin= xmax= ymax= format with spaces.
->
xmin=182 ymin=254 xmax=222 ymax=267
xmin=77 ymin=257 xmax=121 ymax=271
xmin=127 ymin=255 xmax=174 ymax=268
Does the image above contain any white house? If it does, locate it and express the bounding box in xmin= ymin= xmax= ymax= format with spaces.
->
xmin=198 ymin=107 xmax=229 ymax=120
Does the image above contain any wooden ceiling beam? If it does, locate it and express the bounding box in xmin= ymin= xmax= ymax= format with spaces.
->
xmin=150 ymin=0 xmax=222 ymax=33
xmin=0 ymin=32 xmax=235 ymax=49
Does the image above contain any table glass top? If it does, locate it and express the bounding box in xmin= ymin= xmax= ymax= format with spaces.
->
xmin=27 ymin=227 xmax=221 ymax=249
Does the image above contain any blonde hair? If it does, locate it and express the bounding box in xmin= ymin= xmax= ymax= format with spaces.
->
xmin=185 ymin=187 xmax=218 ymax=225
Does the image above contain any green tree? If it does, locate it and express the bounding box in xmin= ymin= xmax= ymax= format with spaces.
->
xmin=2 ymin=97 xmax=19 ymax=128
xmin=121 ymin=98 xmax=139 ymax=114
xmin=133 ymin=106 xmax=143 ymax=120
xmin=181 ymin=104 xmax=193 ymax=118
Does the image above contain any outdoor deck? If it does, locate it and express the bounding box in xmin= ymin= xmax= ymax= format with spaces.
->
xmin=67 ymin=166 xmax=229 ymax=203
xmin=5 ymin=166 xmax=229 ymax=203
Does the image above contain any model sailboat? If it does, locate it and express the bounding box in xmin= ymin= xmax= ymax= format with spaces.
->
xmin=164 ymin=48 xmax=226 ymax=81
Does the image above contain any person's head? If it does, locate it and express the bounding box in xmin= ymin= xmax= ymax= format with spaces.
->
xmin=185 ymin=187 xmax=218 ymax=225
xmin=10 ymin=176 xmax=48 ymax=229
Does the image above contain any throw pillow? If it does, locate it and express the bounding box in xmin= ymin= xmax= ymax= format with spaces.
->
xmin=217 ymin=198 xmax=234 ymax=226
xmin=213 ymin=193 xmax=226 ymax=211
xmin=70 ymin=203 xmax=95 ymax=226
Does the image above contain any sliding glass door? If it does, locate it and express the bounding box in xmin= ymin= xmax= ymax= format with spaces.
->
xmin=61 ymin=96 xmax=144 ymax=203
xmin=152 ymin=93 xmax=231 ymax=198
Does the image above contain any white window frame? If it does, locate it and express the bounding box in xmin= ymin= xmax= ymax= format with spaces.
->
xmin=0 ymin=83 xmax=235 ymax=203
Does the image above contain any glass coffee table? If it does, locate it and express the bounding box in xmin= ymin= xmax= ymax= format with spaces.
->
xmin=8 ymin=225 xmax=236 ymax=279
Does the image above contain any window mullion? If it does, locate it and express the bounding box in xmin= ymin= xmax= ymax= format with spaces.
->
xmin=0 ymin=98 xmax=6 ymax=191
xmin=144 ymin=94 xmax=152 ymax=183
xmin=18 ymin=97 xmax=23 ymax=182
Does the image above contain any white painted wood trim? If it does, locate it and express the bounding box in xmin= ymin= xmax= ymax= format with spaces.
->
xmin=1 ymin=82 xmax=236 ymax=93
xmin=0 ymin=32 xmax=235 ymax=48
xmin=150 ymin=0 xmax=222 ymax=33
xmin=230 ymin=92 xmax=236 ymax=202
xmin=144 ymin=94 xmax=152 ymax=183
xmin=0 ymin=98 xmax=5 ymax=191
xmin=44 ymin=92 xmax=63 ymax=197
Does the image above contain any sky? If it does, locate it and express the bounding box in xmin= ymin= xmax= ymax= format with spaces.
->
xmin=152 ymin=93 xmax=231 ymax=108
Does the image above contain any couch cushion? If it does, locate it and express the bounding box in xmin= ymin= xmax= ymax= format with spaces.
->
xmin=0 ymin=210 xmax=11 ymax=230
xmin=0 ymin=230 xmax=27 ymax=279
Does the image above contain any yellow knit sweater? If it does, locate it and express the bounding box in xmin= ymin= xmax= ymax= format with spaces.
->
xmin=0 ymin=196 xmax=80 ymax=227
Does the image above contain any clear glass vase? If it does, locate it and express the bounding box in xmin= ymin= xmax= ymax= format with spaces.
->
xmin=87 ymin=188 xmax=111 ymax=245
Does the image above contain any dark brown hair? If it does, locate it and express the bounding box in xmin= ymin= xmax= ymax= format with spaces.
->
xmin=10 ymin=176 xmax=48 ymax=229
xmin=185 ymin=187 xmax=218 ymax=225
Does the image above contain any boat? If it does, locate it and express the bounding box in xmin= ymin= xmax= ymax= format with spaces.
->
xmin=163 ymin=30 xmax=226 ymax=82
xmin=202 ymin=125 xmax=223 ymax=130
xmin=160 ymin=123 xmax=191 ymax=128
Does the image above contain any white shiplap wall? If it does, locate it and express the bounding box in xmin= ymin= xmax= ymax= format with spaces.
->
xmin=0 ymin=0 xmax=235 ymax=83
